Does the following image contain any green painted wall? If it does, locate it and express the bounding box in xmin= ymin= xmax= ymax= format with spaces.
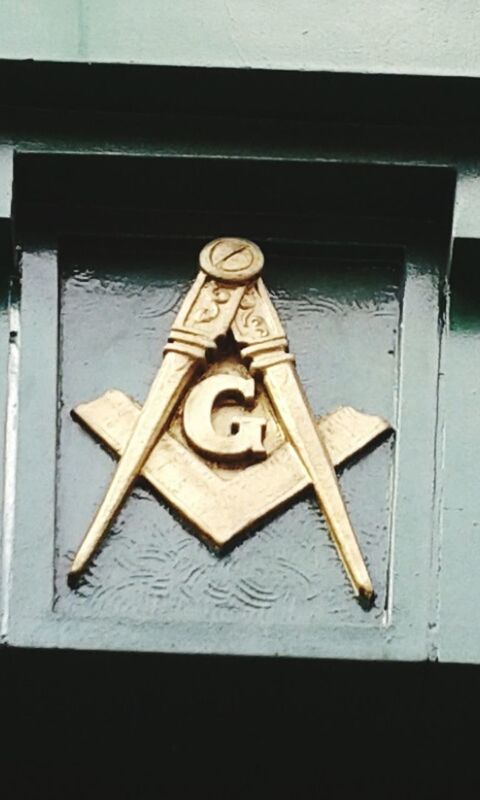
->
xmin=2 ymin=7 xmax=480 ymax=795
xmin=0 ymin=0 xmax=480 ymax=75
xmin=0 ymin=151 xmax=452 ymax=660
xmin=1 ymin=3 xmax=480 ymax=664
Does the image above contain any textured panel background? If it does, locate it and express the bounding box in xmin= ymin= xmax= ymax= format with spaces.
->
xmin=54 ymin=239 xmax=401 ymax=628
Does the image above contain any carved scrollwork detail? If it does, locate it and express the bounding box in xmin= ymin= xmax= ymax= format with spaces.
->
xmin=192 ymin=285 xmax=232 ymax=324
xmin=235 ymin=286 xmax=270 ymax=339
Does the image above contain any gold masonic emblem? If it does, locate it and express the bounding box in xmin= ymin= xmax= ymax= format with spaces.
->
xmin=70 ymin=238 xmax=392 ymax=601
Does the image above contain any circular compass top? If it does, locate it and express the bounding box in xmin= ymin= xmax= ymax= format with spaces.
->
xmin=199 ymin=237 xmax=264 ymax=283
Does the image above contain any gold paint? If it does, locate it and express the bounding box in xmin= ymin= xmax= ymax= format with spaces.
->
xmin=183 ymin=373 xmax=267 ymax=461
xmin=199 ymin=237 xmax=264 ymax=283
xmin=74 ymin=389 xmax=390 ymax=548
xmin=70 ymin=237 xmax=393 ymax=600
xmin=69 ymin=266 xmax=246 ymax=577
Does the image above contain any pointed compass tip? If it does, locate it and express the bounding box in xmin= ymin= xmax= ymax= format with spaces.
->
xmin=67 ymin=564 xmax=82 ymax=588
xmin=68 ymin=561 xmax=82 ymax=581
xmin=69 ymin=547 xmax=90 ymax=580
xmin=356 ymin=579 xmax=375 ymax=609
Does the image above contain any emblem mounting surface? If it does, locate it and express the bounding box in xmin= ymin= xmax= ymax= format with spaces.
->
xmin=70 ymin=238 xmax=393 ymax=601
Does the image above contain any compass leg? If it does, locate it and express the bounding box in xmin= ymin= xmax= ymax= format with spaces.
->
xmin=70 ymin=260 xmax=254 ymax=578
xmin=261 ymin=357 xmax=373 ymax=600
xmin=69 ymin=349 xmax=200 ymax=577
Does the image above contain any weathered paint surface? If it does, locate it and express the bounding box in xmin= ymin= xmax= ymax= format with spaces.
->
xmin=0 ymin=148 xmax=13 ymax=639
xmin=437 ymin=247 xmax=480 ymax=663
xmin=1 ymin=0 xmax=480 ymax=76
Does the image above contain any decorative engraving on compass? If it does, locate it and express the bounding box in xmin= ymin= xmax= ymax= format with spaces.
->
xmin=70 ymin=238 xmax=393 ymax=601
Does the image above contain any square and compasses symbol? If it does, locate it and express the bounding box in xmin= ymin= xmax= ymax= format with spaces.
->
xmin=70 ymin=238 xmax=393 ymax=602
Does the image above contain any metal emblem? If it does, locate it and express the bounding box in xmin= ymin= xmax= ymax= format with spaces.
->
xmin=70 ymin=238 xmax=392 ymax=601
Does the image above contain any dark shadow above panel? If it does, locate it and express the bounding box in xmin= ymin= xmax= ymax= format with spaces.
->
xmin=3 ymin=59 xmax=480 ymax=125
xmin=13 ymin=154 xmax=456 ymax=243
